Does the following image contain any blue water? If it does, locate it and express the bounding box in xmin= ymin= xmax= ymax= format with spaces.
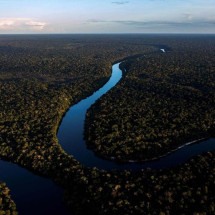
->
xmin=0 ymin=160 xmax=70 ymax=215
xmin=57 ymin=62 xmax=215 ymax=171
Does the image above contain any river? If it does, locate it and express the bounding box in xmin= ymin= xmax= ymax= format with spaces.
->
xmin=0 ymin=160 xmax=69 ymax=215
xmin=0 ymin=50 xmax=214 ymax=214
xmin=57 ymin=61 xmax=215 ymax=171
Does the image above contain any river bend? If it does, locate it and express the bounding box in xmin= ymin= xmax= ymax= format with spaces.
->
xmin=57 ymin=61 xmax=215 ymax=171
xmin=1 ymin=51 xmax=215 ymax=214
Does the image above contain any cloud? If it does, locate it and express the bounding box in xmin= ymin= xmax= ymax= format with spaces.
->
xmin=86 ymin=17 xmax=215 ymax=33
xmin=87 ymin=19 xmax=107 ymax=23
xmin=87 ymin=18 xmax=215 ymax=28
xmin=25 ymin=20 xmax=47 ymax=30
xmin=112 ymin=1 xmax=129 ymax=5
xmin=113 ymin=20 xmax=189 ymax=27
xmin=119 ymin=20 xmax=215 ymax=30
xmin=0 ymin=18 xmax=47 ymax=31
xmin=183 ymin=13 xmax=193 ymax=21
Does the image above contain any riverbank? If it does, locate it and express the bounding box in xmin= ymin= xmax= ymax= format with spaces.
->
xmin=85 ymin=45 xmax=215 ymax=163
xmin=95 ymin=137 xmax=209 ymax=164
xmin=58 ymin=60 xmax=215 ymax=170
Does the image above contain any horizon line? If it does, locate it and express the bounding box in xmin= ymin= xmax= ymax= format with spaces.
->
xmin=0 ymin=33 xmax=215 ymax=35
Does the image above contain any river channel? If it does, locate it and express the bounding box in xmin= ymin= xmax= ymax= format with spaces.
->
xmin=0 ymin=51 xmax=214 ymax=214
xmin=57 ymin=61 xmax=215 ymax=171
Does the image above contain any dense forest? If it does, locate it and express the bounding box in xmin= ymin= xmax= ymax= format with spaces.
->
xmin=0 ymin=35 xmax=215 ymax=214
xmin=0 ymin=182 xmax=17 ymax=215
xmin=86 ymin=37 xmax=215 ymax=161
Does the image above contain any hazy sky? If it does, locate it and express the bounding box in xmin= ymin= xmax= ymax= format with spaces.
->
xmin=0 ymin=0 xmax=214 ymax=34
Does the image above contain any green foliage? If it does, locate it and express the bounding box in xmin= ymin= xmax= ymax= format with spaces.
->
xmin=86 ymin=37 xmax=215 ymax=161
xmin=0 ymin=35 xmax=215 ymax=215
xmin=0 ymin=182 xmax=17 ymax=215
xmin=0 ymin=35 xmax=152 ymax=214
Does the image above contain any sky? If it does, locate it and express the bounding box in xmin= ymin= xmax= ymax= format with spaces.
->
xmin=0 ymin=0 xmax=215 ymax=34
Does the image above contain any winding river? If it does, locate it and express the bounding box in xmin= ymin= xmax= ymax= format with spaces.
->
xmin=0 ymin=49 xmax=215 ymax=214
xmin=57 ymin=61 xmax=215 ymax=171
